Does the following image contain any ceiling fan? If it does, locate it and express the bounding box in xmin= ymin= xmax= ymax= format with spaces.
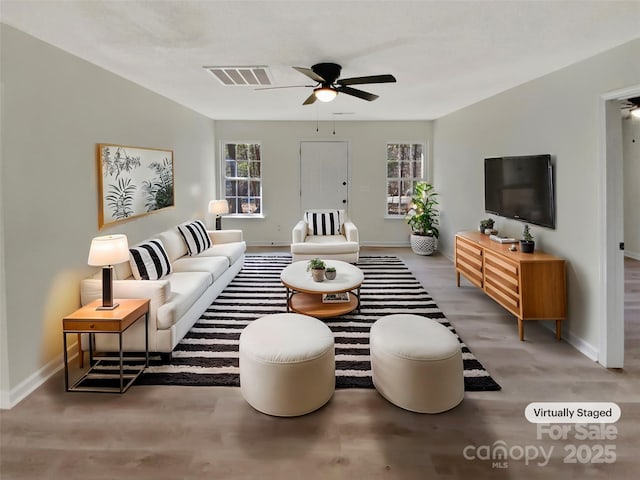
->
xmin=623 ymin=96 xmax=640 ymax=119
xmin=257 ymin=63 xmax=396 ymax=105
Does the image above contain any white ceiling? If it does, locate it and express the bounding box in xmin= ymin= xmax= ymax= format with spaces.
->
xmin=2 ymin=1 xmax=640 ymax=121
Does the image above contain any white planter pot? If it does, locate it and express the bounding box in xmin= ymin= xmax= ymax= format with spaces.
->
xmin=410 ymin=234 xmax=436 ymax=256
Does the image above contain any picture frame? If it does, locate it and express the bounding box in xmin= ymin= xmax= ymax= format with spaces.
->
xmin=97 ymin=144 xmax=174 ymax=229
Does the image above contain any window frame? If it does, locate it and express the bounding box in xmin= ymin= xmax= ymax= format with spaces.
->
xmin=220 ymin=141 xmax=264 ymax=218
xmin=385 ymin=141 xmax=428 ymax=218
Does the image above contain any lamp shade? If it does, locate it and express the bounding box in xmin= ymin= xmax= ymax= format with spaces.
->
xmin=88 ymin=234 xmax=129 ymax=266
xmin=209 ymin=199 xmax=229 ymax=215
xmin=314 ymin=87 xmax=338 ymax=103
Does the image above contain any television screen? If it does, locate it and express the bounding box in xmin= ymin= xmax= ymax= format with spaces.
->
xmin=484 ymin=154 xmax=555 ymax=228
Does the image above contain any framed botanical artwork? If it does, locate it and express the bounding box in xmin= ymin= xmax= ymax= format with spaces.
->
xmin=97 ymin=144 xmax=174 ymax=228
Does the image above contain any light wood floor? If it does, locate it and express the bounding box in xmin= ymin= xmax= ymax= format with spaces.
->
xmin=1 ymin=248 xmax=638 ymax=479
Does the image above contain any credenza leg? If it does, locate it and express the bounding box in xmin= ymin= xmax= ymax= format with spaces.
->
xmin=518 ymin=318 xmax=524 ymax=341
xmin=556 ymin=320 xmax=562 ymax=341
xmin=456 ymin=271 xmax=460 ymax=287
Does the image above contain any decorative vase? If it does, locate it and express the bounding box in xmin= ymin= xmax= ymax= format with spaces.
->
xmin=520 ymin=240 xmax=535 ymax=253
xmin=410 ymin=234 xmax=436 ymax=256
xmin=311 ymin=268 xmax=325 ymax=282
xmin=325 ymin=270 xmax=336 ymax=280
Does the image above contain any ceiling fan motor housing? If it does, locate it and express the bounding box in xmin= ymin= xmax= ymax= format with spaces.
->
xmin=312 ymin=63 xmax=342 ymax=85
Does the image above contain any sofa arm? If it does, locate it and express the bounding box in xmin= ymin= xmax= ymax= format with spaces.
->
xmin=292 ymin=220 xmax=308 ymax=243
xmin=80 ymin=278 xmax=170 ymax=330
xmin=344 ymin=221 xmax=359 ymax=243
xmin=208 ymin=229 xmax=243 ymax=245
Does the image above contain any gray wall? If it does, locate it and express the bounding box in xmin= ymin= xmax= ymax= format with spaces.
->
xmin=433 ymin=39 xmax=640 ymax=353
xmin=0 ymin=24 xmax=216 ymax=402
xmin=214 ymin=120 xmax=433 ymax=246
xmin=623 ymin=116 xmax=640 ymax=259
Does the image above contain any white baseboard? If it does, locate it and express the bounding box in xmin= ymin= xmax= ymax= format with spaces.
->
xmin=539 ymin=321 xmax=598 ymax=362
xmin=245 ymin=241 xmax=290 ymax=247
xmin=246 ymin=242 xmax=411 ymax=248
xmin=0 ymin=342 xmax=79 ymax=410
xmin=359 ymin=242 xmax=409 ymax=247
xmin=625 ymin=251 xmax=640 ymax=261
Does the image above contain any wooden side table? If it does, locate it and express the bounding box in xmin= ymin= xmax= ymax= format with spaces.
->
xmin=62 ymin=298 xmax=150 ymax=393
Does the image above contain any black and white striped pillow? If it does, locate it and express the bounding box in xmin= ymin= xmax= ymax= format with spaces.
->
xmin=305 ymin=210 xmax=342 ymax=236
xmin=177 ymin=220 xmax=212 ymax=256
xmin=129 ymin=239 xmax=172 ymax=280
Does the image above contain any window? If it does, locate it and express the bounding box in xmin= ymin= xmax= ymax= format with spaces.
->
xmin=223 ymin=143 xmax=262 ymax=215
xmin=386 ymin=143 xmax=425 ymax=216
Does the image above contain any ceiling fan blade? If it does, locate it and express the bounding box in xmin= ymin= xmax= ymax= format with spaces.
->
xmin=293 ymin=66 xmax=326 ymax=83
xmin=337 ymin=74 xmax=396 ymax=86
xmin=337 ymin=86 xmax=379 ymax=102
xmin=302 ymin=92 xmax=318 ymax=105
xmin=254 ymin=85 xmax=315 ymax=90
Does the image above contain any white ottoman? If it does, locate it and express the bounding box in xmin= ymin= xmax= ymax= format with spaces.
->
xmin=370 ymin=314 xmax=464 ymax=413
xmin=239 ymin=313 xmax=335 ymax=417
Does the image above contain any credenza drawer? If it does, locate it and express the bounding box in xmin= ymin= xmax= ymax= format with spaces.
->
xmin=455 ymin=236 xmax=483 ymax=288
xmin=485 ymin=277 xmax=520 ymax=315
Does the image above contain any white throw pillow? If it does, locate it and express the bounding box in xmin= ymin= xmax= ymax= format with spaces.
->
xmin=177 ymin=220 xmax=212 ymax=256
xmin=129 ymin=239 xmax=172 ymax=280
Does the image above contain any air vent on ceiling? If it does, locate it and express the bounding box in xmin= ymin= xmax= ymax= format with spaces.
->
xmin=204 ymin=66 xmax=272 ymax=86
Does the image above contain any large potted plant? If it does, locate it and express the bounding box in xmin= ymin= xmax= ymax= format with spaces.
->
xmin=405 ymin=182 xmax=440 ymax=255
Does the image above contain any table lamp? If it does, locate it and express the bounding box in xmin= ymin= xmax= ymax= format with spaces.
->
xmin=87 ymin=234 xmax=129 ymax=310
xmin=209 ymin=199 xmax=229 ymax=230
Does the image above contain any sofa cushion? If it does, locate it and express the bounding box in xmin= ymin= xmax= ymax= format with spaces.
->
xmin=290 ymin=236 xmax=359 ymax=254
xmin=178 ymin=220 xmax=212 ymax=256
xmin=156 ymin=228 xmax=188 ymax=262
xmin=305 ymin=210 xmax=342 ymax=236
xmin=197 ymin=241 xmax=246 ymax=266
xmin=156 ymin=272 xmax=211 ymax=330
xmin=129 ymin=240 xmax=172 ymax=280
xmin=172 ymin=256 xmax=229 ymax=282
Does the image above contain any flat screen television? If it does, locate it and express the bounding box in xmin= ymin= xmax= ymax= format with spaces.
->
xmin=484 ymin=154 xmax=555 ymax=229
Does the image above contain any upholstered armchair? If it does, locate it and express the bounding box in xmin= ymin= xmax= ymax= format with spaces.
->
xmin=290 ymin=209 xmax=360 ymax=263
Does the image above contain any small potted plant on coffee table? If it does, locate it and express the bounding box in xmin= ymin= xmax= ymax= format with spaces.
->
xmin=307 ymin=258 xmax=326 ymax=282
xmin=520 ymin=225 xmax=535 ymax=253
xmin=325 ymin=266 xmax=337 ymax=280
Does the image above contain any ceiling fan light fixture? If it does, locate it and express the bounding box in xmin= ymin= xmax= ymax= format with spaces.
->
xmin=314 ymin=87 xmax=338 ymax=102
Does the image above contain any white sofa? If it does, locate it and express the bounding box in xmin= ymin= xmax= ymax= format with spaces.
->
xmin=290 ymin=209 xmax=359 ymax=263
xmin=80 ymin=224 xmax=246 ymax=359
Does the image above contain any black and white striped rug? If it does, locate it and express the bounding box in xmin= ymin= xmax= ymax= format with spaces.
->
xmin=138 ymin=255 xmax=500 ymax=391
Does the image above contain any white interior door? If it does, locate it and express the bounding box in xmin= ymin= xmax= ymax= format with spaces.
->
xmin=300 ymin=141 xmax=349 ymax=212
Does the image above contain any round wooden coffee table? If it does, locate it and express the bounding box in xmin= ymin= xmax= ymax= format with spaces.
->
xmin=280 ymin=260 xmax=364 ymax=318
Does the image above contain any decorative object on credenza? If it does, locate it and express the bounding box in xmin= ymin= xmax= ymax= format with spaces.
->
xmin=87 ymin=234 xmax=129 ymax=310
xmin=406 ymin=181 xmax=439 ymax=256
xmin=325 ymin=266 xmax=337 ymax=280
xmin=479 ymin=218 xmax=495 ymax=234
xmin=208 ymin=199 xmax=229 ymax=230
xmin=306 ymin=258 xmax=326 ymax=282
xmin=520 ymin=225 xmax=535 ymax=253
xmin=97 ymin=144 xmax=174 ymax=229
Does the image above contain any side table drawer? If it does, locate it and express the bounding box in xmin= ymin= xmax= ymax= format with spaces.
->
xmin=63 ymin=320 xmax=121 ymax=332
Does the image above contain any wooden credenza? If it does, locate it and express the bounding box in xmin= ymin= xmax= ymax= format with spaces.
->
xmin=455 ymin=231 xmax=566 ymax=341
